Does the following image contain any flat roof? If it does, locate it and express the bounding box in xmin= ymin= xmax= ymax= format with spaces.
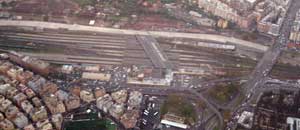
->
xmin=246 ymin=0 xmax=256 ymax=3
xmin=161 ymin=120 xmax=188 ymax=129
xmin=82 ymin=72 xmax=111 ymax=81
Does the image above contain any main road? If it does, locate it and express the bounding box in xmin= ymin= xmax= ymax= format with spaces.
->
xmin=226 ymin=0 xmax=300 ymax=129
xmin=243 ymin=0 xmax=300 ymax=101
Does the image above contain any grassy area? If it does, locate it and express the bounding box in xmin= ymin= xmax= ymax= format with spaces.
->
xmin=161 ymin=0 xmax=177 ymax=4
xmin=117 ymin=0 xmax=140 ymax=16
xmin=106 ymin=15 xmax=125 ymax=23
xmin=271 ymin=63 xmax=300 ymax=79
xmin=72 ymin=0 xmax=96 ymax=7
xmin=64 ymin=113 xmax=116 ymax=130
xmin=208 ymin=82 xmax=240 ymax=104
xmin=160 ymin=94 xmax=197 ymax=124
xmin=64 ymin=119 xmax=116 ymax=130
xmin=213 ymin=127 xmax=219 ymax=130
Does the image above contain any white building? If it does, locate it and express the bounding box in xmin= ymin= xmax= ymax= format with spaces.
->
xmin=161 ymin=120 xmax=189 ymax=129
xmin=237 ymin=111 xmax=254 ymax=129
xmin=160 ymin=113 xmax=189 ymax=129
xmin=287 ymin=117 xmax=300 ymax=130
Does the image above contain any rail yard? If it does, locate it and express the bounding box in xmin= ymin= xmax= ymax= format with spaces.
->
xmin=0 ymin=29 xmax=257 ymax=77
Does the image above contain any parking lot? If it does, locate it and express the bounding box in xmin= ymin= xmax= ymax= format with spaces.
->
xmin=172 ymin=74 xmax=204 ymax=89
xmin=139 ymin=96 xmax=161 ymax=130
xmin=108 ymin=66 xmax=129 ymax=92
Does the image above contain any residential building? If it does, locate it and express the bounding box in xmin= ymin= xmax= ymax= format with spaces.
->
xmin=0 ymin=62 xmax=13 ymax=74
xmin=8 ymin=52 xmax=50 ymax=76
xmin=0 ymin=113 xmax=4 ymax=121
xmin=24 ymin=88 xmax=36 ymax=99
xmin=27 ymin=76 xmax=46 ymax=93
xmin=52 ymin=114 xmax=63 ymax=130
xmin=30 ymin=106 xmax=48 ymax=122
xmin=5 ymin=86 xmax=18 ymax=99
xmin=0 ymin=84 xmax=10 ymax=96
xmin=80 ymin=89 xmax=95 ymax=103
xmin=96 ymin=94 xmax=113 ymax=113
xmin=94 ymin=87 xmax=106 ymax=98
xmin=120 ymin=110 xmax=139 ymax=129
xmin=109 ymin=103 xmax=124 ymax=119
xmin=0 ymin=99 xmax=12 ymax=112
xmin=198 ymin=0 xmax=291 ymax=34
xmin=0 ymin=119 xmax=15 ymax=130
xmin=70 ymin=86 xmax=81 ymax=96
xmin=289 ymin=9 xmax=300 ymax=41
xmin=5 ymin=105 xmax=19 ymax=120
xmin=44 ymin=94 xmax=66 ymax=114
xmin=23 ymin=124 xmax=35 ymax=130
xmin=6 ymin=66 xmax=23 ymax=80
xmin=127 ymin=91 xmax=143 ymax=108
xmin=36 ymin=119 xmax=53 ymax=130
xmin=39 ymin=82 xmax=58 ymax=95
xmin=16 ymin=71 xmax=33 ymax=84
xmin=20 ymin=100 xmax=34 ymax=114
xmin=55 ymin=90 xmax=69 ymax=101
xmin=0 ymin=95 xmax=4 ymax=104
xmin=12 ymin=112 xmax=29 ymax=128
xmin=64 ymin=94 xmax=81 ymax=111
xmin=31 ymin=97 xmax=42 ymax=107
xmin=111 ymin=90 xmax=128 ymax=104
xmin=13 ymin=92 xmax=27 ymax=106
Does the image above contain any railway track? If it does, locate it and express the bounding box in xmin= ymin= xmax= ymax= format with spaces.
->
xmin=0 ymin=31 xmax=253 ymax=70
xmin=1 ymin=32 xmax=153 ymax=66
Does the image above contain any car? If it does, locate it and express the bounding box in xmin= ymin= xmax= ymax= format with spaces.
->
xmin=247 ymin=94 xmax=252 ymax=99
xmin=144 ymin=112 xmax=149 ymax=115
xmin=144 ymin=110 xmax=149 ymax=113
xmin=148 ymin=103 xmax=151 ymax=108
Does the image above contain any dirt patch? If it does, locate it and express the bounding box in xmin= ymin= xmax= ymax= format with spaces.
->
xmin=12 ymin=0 xmax=80 ymax=15
xmin=124 ymin=14 xmax=185 ymax=30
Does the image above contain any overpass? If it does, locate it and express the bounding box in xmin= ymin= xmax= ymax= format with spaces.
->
xmin=137 ymin=35 xmax=173 ymax=69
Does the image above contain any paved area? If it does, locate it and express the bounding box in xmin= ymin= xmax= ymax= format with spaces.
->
xmin=0 ymin=20 xmax=268 ymax=51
